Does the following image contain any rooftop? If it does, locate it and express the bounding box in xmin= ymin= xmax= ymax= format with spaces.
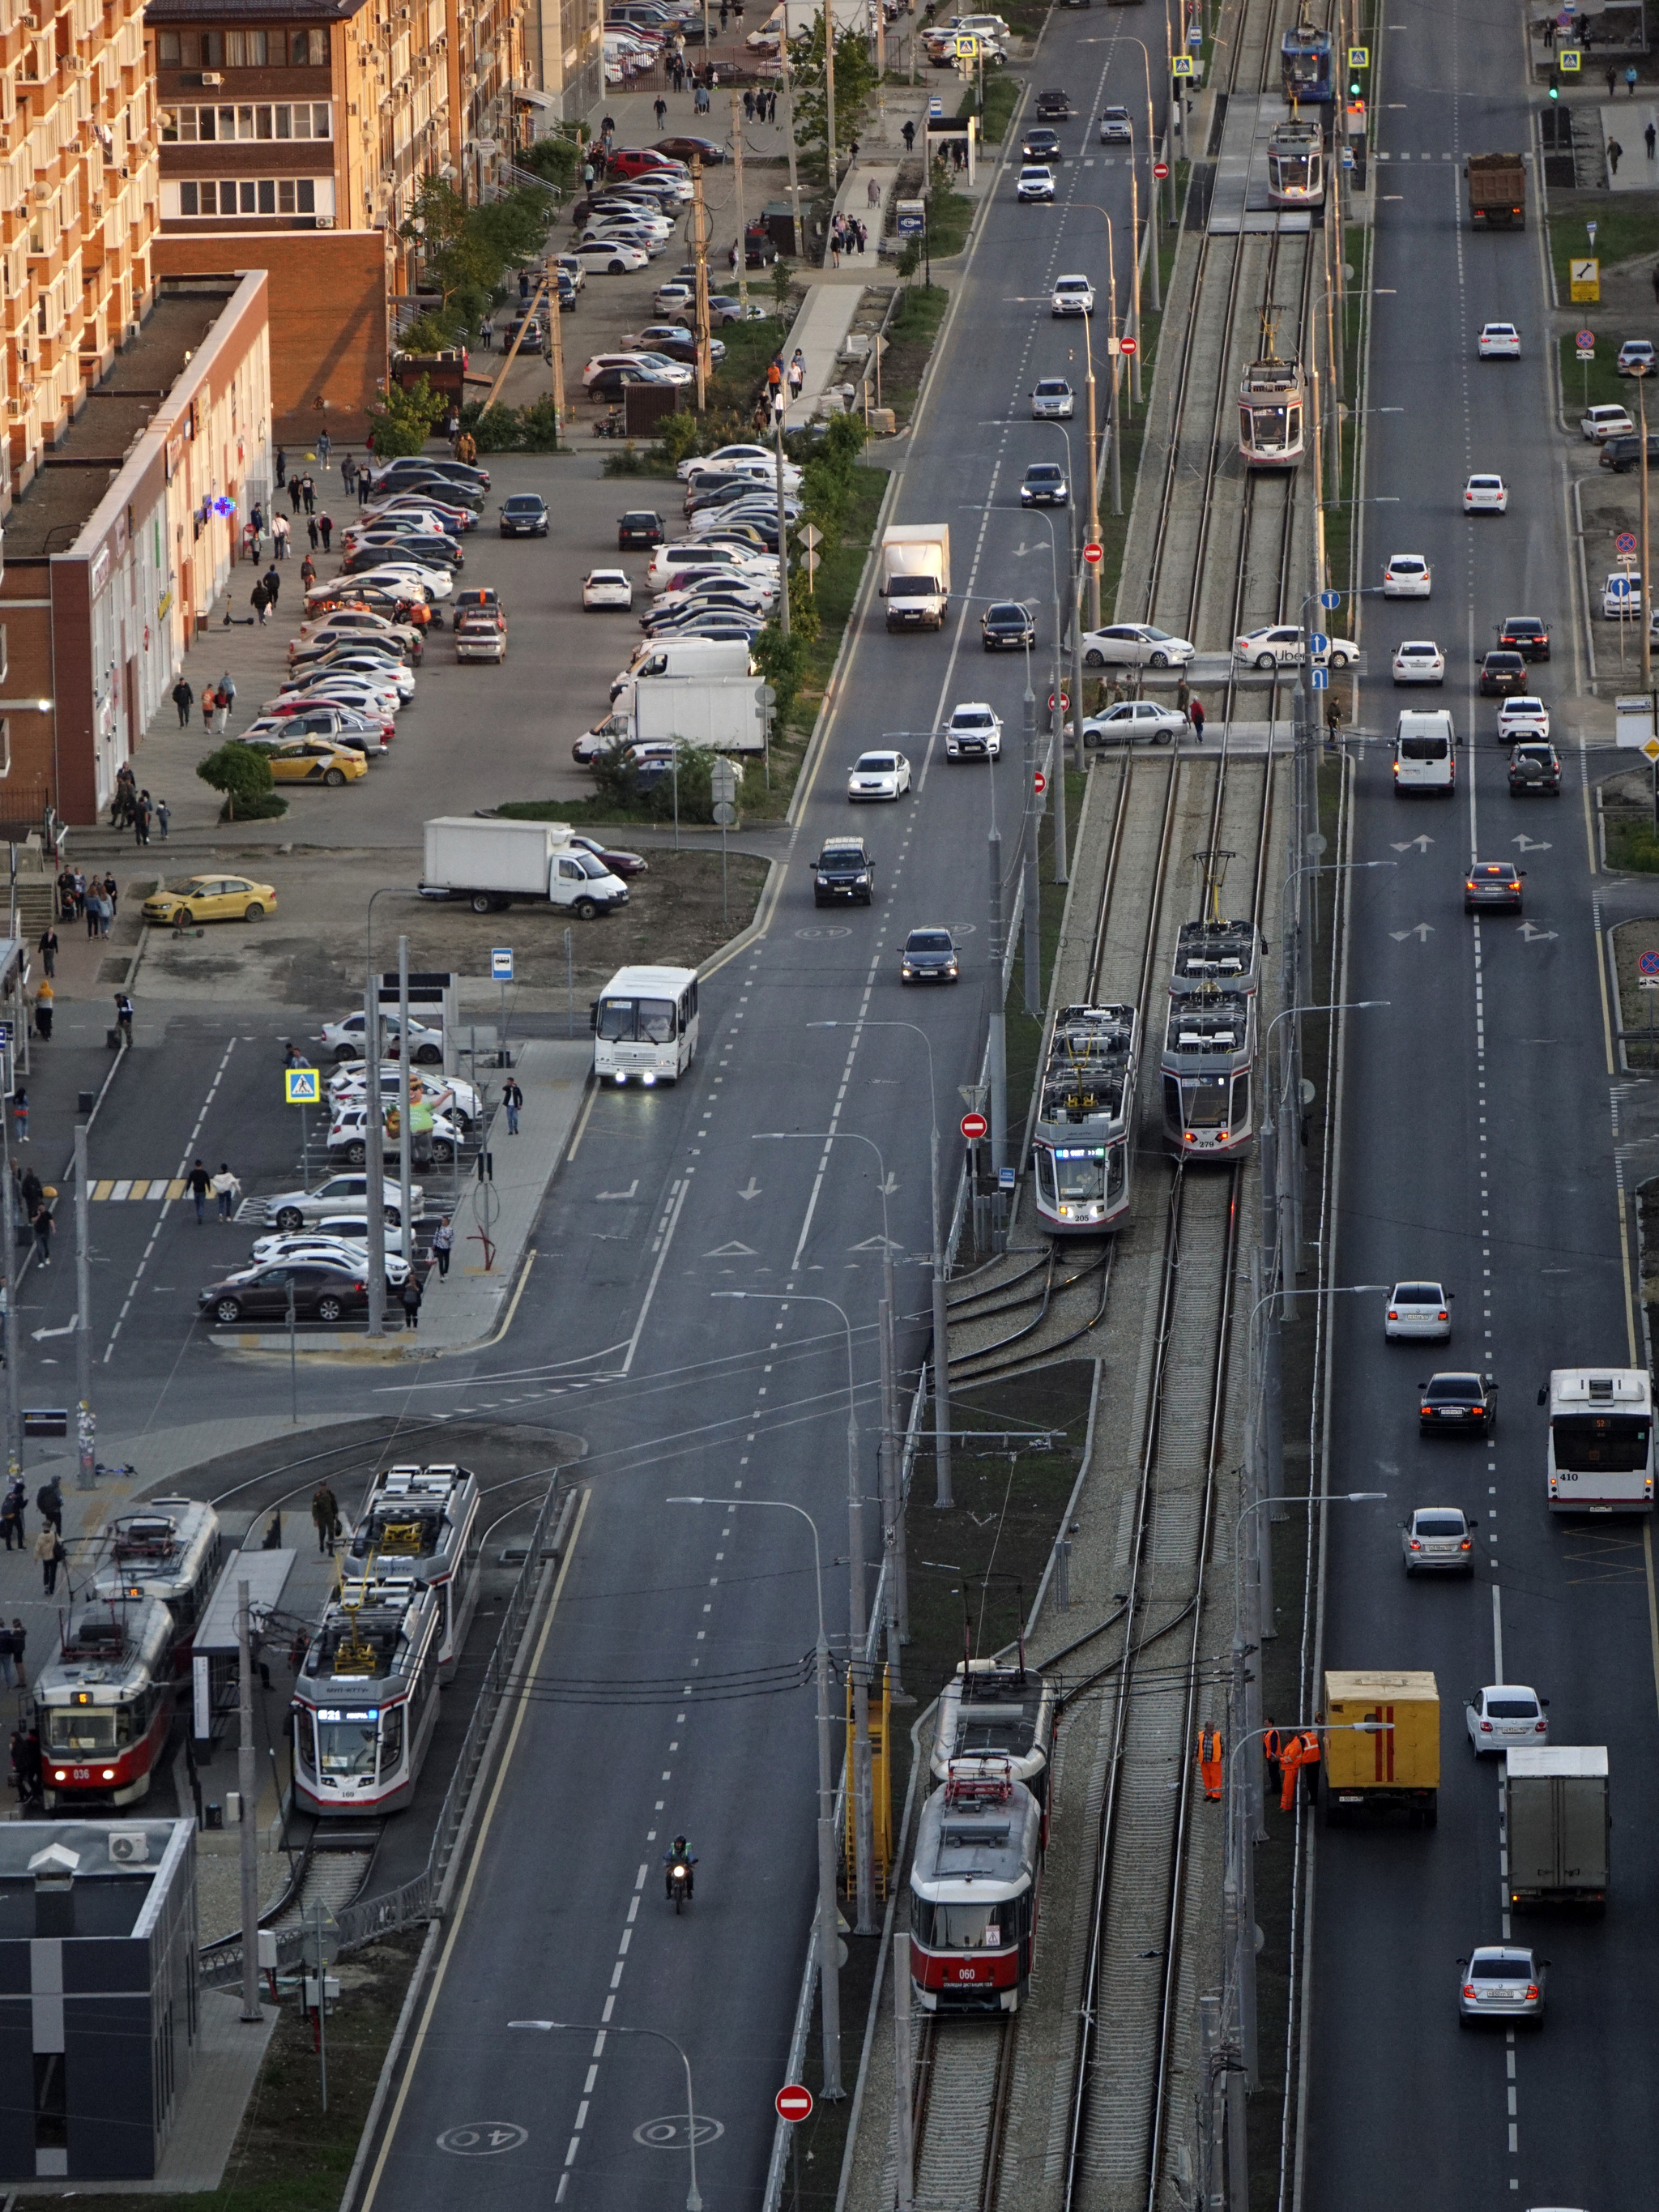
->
xmin=5 ymin=283 xmax=241 ymax=560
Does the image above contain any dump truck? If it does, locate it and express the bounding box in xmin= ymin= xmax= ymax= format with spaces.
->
xmin=1505 ymin=1746 xmax=1609 ymax=1911
xmin=881 ymin=524 xmax=951 ymax=631
xmin=1465 ymin=152 xmax=1525 ymax=229
xmin=1322 ymin=1668 xmax=1440 ymax=1826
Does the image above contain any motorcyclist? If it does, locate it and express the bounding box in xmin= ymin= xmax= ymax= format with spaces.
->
xmin=663 ymin=1834 xmax=697 ymax=1902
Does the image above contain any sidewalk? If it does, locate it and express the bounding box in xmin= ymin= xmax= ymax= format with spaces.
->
xmin=1597 ymin=97 xmax=1659 ymax=183
xmin=213 ymin=1034 xmax=591 ymax=1361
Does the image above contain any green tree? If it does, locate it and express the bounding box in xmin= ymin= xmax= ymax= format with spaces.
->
xmin=368 ymin=372 xmax=446 ymax=459
xmin=197 ymin=741 xmax=282 ymax=822
xmin=788 ymin=19 xmax=881 ymax=175
xmin=754 ymin=620 xmax=808 ymax=726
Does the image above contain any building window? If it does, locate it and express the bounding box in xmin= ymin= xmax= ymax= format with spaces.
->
xmin=224 ymin=29 xmax=268 ymax=66
xmin=168 ymin=101 xmax=330 ymax=143
xmin=200 ymin=32 xmax=223 ymax=66
xmin=158 ymin=30 xmax=180 ymax=64
xmin=0 ymin=719 xmax=11 ymax=780
xmin=170 ymin=177 xmax=323 ymax=218
xmin=292 ymin=28 xmax=328 ymax=64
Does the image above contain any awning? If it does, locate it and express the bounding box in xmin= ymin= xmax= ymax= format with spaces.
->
xmin=515 ymin=87 xmax=556 ymax=107
xmin=194 ymin=1548 xmax=296 ymax=1655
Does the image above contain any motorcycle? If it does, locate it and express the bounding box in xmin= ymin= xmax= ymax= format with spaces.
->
xmin=666 ymin=1856 xmax=693 ymax=1911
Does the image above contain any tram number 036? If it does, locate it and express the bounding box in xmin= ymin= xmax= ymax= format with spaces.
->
xmin=71 ymin=1767 xmax=92 ymax=1781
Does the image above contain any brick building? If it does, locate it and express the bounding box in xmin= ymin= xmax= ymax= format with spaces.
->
xmin=0 ymin=269 xmax=269 ymax=825
xmin=0 ymin=0 xmax=161 ymax=505
xmin=147 ymin=0 xmax=542 ymax=441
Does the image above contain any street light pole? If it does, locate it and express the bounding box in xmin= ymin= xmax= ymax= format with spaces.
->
xmin=510 ymin=2021 xmax=705 ymax=2208
xmin=668 ymin=1494 xmax=844 ymax=2097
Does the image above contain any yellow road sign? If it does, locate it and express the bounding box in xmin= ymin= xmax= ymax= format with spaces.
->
xmin=1644 ymin=737 xmax=1659 ymax=762
xmin=1172 ymin=53 xmax=1195 ymax=75
xmin=1571 ymin=258 xmax=1600 ymax=302
xmin=284 ymin=1066 xmax=322 ymax=1104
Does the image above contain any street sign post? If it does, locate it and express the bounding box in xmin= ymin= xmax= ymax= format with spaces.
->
xmin=1320 ymin=590 xmax=1341 ymax=609
xmin=1154 ymin=160 xmax=1169 ymax=179
xmin=776 ymin=2086 xmax=814 ymax=2124
xmin=1312 ymin=668 xmax=1329 ymax=691
xmin=1120 ymin=336 xmax=1137 ymax=357
xmin=960 ymin=1112 xmax=988 ymax=1142
xmin=1047 ymin=690 xmax=1070 ymax=713
xmin=491 ymin=949 xmax=514 ymax=982
xmin=1308 ymin=632 xmax=1329 ymax=655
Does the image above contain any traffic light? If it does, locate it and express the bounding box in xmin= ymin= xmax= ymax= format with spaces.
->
xmin=1548 ymin=76 xmax=1560 ymax=99
xmin=1349 ymin=73 xmax=1361 ymax=97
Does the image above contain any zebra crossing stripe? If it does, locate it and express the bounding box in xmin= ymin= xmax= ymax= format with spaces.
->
xmin=89 ymin=1179 xmax=188 ymax=1201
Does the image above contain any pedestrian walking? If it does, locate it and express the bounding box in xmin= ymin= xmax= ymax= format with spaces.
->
xmin=1196 ymin=1723 xmax=1223 ymax=1802
xmin=358 ymin=469 xmax=371 ymax=507
xmin=200 ymin=682 xmax=218 ymax=732
xmin=400 ymin=1271 xmax=424 ymax=1330
xmin=308 ymin=516 xmax=320 ymax=552
xmin=318 ymin=429 xmax=331 ymax=467
xmin=1263 ymin=1721 xmax=1283 ymax=1796
xmin=431 ymin=1216 xmax=454 ymax=1278
xmin=1648 ymin=120 xmax=1656 ymax=160
xmin=30 ymin=1201 xmax=50 ymax=1266
xmin=20 ymin=1168 xmax=42 ymax=1223
xmin=868 ymin=176 xmax=881 ymax=206
xmin=272 ymin=511 xmax=291 ymax=557
xmin=157 ymin=797 xmax=169 ymax=840
xmin=902 ymin=117 xmax=915 ymax=152
xmin=301 ymin=474 xmax=316 ymax=514
xmin=9 ymin=1623 xmax=24 ymax=1693
xmin=719 ymin=0 xmax=728 ymax=28
xmin=251 ymin=578 xmax=270 ymax=624
xmin=36 ymin=925 xmax=56 ymax=980
xmin=289 ymin=476 xmax=303 ymax=515
xmin=32 ymin=980 xmax=50 ymax=1041
xmin=263 ymin=563 xmax=282 ymax=606
xmin=301 ymin=553 xmax=317 ymax=588
xmin=275 ymin=446 xmax=287 ymax=489
xmin=1609 ymin=136 xmax=1625 ymax=176
xmin=503 ymin=1076 xmax=523 ymax=1135
xmin=0 ymin=1627 xmax=16 ymax=1691
xmin=211 ymin=1162 xmax=241 ymax=1220
xmin=34 ymin=1525 xmax=62 ymax=1598
xmin=318 ymin=512 xmax=334 ymax=551
xmin=172 ymin=676 xmax=194 ymax=727
xmin=1627 ymin=62 xmax=1640 ymax=93
xmin=655 ymin=94 xmax=668 ymax=129
xmin=10 ymin=1091 xmax=24 ymax=1146
xmin=83 ymin=888 xmax=100 ymax=939
xmin=0 ymin=1486 xmax=22 ymax=1552
xmin=1607 ymin=60 xmax=1619 ymax=96
xmin=187 ymin=1159 xmax=211 ymax=1225
xmin=35 ymin=1480 xmax=62 ymax=1538
xmin=1188 ymin=697 xmax=1206 ymax=741
xmin=134 ymin=791 xmax=152 ymax=844
xmin=104 ymin=872 xmax=118 ymax=920
xmin=743 ymin=88 xmax=754 ymax=121
xmin=311 ymin=1484 xmax=340 ymax=1556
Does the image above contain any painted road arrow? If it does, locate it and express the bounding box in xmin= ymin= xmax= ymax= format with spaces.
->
xmin=1390 ymin=835 xmax=1434 ymax=853
xmin=1512 ymin=835 xmax=1552 ymax=851
xmin=1517 ymin=921 xmax=1559 ymax=942
xmin=737 ymin=1177 xmax=762 ymax=1202
xmin=596 ymin=1181 xmax=639 ymax=1202
xmin=1390 ymin=924 xmax=1436 ymax=942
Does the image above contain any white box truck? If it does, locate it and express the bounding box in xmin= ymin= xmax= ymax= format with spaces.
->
xmin=1504 ymin=1746 xmax=1609 ymax=1911
xmin=610 ymin=637 xmax=757 ymax=703
xmin=633 ymin=675 xmax=770 ymax=754
xmin=418 ymin=818 xmax=629 ymax=918
xmin=881 ymin=524 xmax=951 ymax=631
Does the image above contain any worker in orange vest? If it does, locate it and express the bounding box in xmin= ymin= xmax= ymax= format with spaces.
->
xmin=1279 ymin=1729 xmax=1322 ymax=1813
xmin=1196 ymin=1724 xmax=1224 ymax=1802
xmin=1262 ymin=1722 xmax=1283 ymax=1796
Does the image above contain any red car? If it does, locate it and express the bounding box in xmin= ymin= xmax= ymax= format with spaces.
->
xmin=606 ymin=147 xmax=688 ymax=181
xmin=569 ymin=832 xmax=649 ymax=878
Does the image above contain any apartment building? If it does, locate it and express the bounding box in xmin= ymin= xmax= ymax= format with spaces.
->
xmin=0 ymin=0 xmax=160 ymax=502
xmin=147 ymin=0 xmax=538 ymax=440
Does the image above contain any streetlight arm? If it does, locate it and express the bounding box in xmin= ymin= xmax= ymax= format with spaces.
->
xmin=508 ymin=2022 xmax=703 ymax=2212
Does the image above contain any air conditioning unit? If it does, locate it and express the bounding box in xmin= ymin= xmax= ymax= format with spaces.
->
xmin=202 ymin=70 xmax=223 ymax=85
xmin=32 ymin=185 xmax=49 ymax=203
xmin=108 ymin=1826 xmax=149 ymax=1864
xmin=315 ymin=214 xmax=335 ymax=228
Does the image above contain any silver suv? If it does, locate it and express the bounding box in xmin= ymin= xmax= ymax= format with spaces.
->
xmin=262 ymin=1173 xmax=427 ymax=1234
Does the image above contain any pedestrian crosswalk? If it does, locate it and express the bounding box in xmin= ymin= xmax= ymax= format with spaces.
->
xmin=89 ymin=1179 xmax=188 ymax=1201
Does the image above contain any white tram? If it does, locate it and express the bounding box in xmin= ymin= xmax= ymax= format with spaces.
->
xmin=910 ymin=1757 xmax=1044 ymax=2015
xmin=342 ymin=1463 xmax=481 ymax=1680
xmin=291 ymin=1575 xmax=444 ymax=1817
xmin=1163 ymin=913 xmax=1262 ymax=1159
xmin=929 ymin=1661 xmax=1057 ymax=1804
xmin=92 ymin=1498 xmax=223 ymax=1668
xmin=1032 ymin=1002 xmax=1139 ymax=1235
xmin=1266 ymin=117 xmax=1324 ymax=207
xmin=36 ymin=1599 xmax=177 ymax=1810
xmin=1239 ymin=354 xmax=1306 ymax=469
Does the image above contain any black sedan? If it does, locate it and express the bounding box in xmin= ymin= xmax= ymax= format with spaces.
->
xmin=657 ymin=134 xmax=726 ymax=163
xmin=618 ymin=510 xmax=666 ymax=548
xmin=901 ymin=928 xmax=961 ymax=983
xmin=1496 ymin=614 xmax=1550 ymax=660
xmin=500 ymin=495 xmax=549 ymax=538
xmin=199 ymin=1261 xmax=369 ymax=1327
xmin=1478 ymin=650 xmax=1527 ymax=696
xmin=983 ymin=600 xmax=1037 ymax=651
xmin=1418 ymin=1371 xmax=1497 ymax=1436
xmin=1021 ymin=126 xmax=1062 ymax=160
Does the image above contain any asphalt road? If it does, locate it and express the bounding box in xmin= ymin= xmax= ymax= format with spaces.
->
xmin=1305 ymin=6 xmax=1648 ymax=2210
xmin=344 ymin=26 xmax=1166 ymax=2212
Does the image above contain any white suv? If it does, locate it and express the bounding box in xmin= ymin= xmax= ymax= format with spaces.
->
xmin=945 ymin=703 xmax=1003 ymax=760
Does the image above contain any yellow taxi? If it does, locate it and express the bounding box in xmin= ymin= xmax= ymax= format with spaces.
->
xmin=264 ymin=737 xmax=367 ymax=786
xmin=142 ymin=874 xmax=279 ymax=925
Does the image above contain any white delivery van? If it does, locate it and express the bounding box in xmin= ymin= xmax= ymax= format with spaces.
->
xmin=611 ymin=637 xmax=758 ymax=702
xmin=1393 ymin=709 xmax=1456 ymax=795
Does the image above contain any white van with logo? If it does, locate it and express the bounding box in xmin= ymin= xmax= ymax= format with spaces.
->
xmin=1393 ymin=709 xmax=1456 ymax=794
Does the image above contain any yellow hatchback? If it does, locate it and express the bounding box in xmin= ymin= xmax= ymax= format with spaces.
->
xmin=143 ymin=874 xmax=279 ymax=925
xmin=265 ymin=737 xmax=367 ymax=786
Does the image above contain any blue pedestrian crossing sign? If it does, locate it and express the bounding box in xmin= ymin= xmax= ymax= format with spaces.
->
xmin=284 ymin=1066 xmax=321 ymax=1104
xmin=1312 ymin=668 xmax=1330 ymax=691
xmin=492 ymin=948 xmax=514 ymax=982
xmin=1172 ymin=53 xmax=1195 ymax=75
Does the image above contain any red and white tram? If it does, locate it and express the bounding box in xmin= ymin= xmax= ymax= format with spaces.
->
xmin=929 ymin=1662 xmax=1056 ymax=1804
xmin=92 ymin=1497 xmax=223 ymax=1671
xmin=291 ymin=1574 xmax=444 ymax=1817
xmin=910 ymin=1758 xmax=1045 ymax=2014
xmin=36 ymin=1599 xmax=177 ymax=1810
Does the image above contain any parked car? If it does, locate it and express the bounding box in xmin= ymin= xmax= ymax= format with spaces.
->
xmin=198 ymin=1261 xmax=369 ymax=1327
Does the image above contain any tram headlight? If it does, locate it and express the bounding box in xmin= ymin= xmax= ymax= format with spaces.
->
xmin=52 ymin=1770 xmax=65 ymax=1782
xmin=101 ymin=1768 xmax=115 ymax=1780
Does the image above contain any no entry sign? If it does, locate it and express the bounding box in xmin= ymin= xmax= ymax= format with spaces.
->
xmin=776 ymin=2085 xmax=813 ymax=2124
xmin=960 ymin=1112 xmax=989 ymax=1142
xmin=1034 ymin=769 xmax=1048 ymax=795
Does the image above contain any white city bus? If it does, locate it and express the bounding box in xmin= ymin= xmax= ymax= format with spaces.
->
xmin=591 ymin=965 xmax=700 ymax=1087
xmin=1543 ymin=1369 xmax=1655 ymax=1514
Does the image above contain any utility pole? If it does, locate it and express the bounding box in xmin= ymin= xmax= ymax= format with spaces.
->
xmin=548 ymin=263 xmax=566 ymax=447
xmin=397 ymin=937 xmax=414 ymax=1310
xmin=729 ymin=90 xmax=751 ymax=315
xmin=987 ymin=827 xmax=1007 ymax=1223
xmin=1021 ymin=682 xmax=1041 ymax=1017
xmin=774 ymin=402 xmax=792 ymax=635
xmin=824 ymin=0 xmax=838 ymax=193
xmin=814 ymin=1605 xmax=842 ymax=2097
xmin=783 ymin=49 xmax=804 ymax=257
xmin=847 ymin=1384 xmax=875 ymax=1935
xmin=75 ymin=1123 xmax=92 ymax=1490
xmin=2 ymin=1130 xmax=19 ymax=1489
xmin=237 ymin=1578 xmax=262 ymax=2024
xmin=689 ymin=156 xmax=712 ymax=408
xmin=931 ymin=1111 xmax=952 ymax=1512
xmin=364 ymin=963 xmax=386 ymax=1335
xmin=878 ymin=1292 xmax=906 ymax=1697
xmin=1084 ymin=351 xmax=1102 ymax=630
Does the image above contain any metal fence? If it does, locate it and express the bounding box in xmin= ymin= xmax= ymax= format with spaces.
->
xmin=198 ymin=1475 xmax=579 ymax=1990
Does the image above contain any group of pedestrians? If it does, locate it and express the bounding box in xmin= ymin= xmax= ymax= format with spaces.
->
xmin=0 ymin=1474 xmax=65 ymax=1596
xmin=172 ymin=670 xmax=237 ymax=732
xmin=829 ymin=212 xmax=870 ymax=264
xmin=186 ymin=1159 xmax=242 ymax=1224
xmin=52 ymin=868 xmax=119 ymax=937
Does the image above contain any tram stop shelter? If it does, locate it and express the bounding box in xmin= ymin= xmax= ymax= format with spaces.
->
xmin=190 ymin=1547 xmax=296 ymax=1748
xmin=0 ymin=1821 xmax=197 ymax=2180
xmin=925 ymin=113 xmax=979 ymax=189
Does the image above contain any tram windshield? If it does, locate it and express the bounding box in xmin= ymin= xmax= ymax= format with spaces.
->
xmin=1180 ymin=1080 xmax=1231 ymax=1129
xmin=1552 ymin=1415 xmax=1651 ymax=1473
xmin=913 ymin=1898 xmax=1014 ymax=1948
xmin=1054 ymin=1147 xmax=1107 ymax=1201
xmin=1248 ymin=405 xmax=1297 ymax=448
xmin=44 ymin=1706 xmax=134 ymax=1754
xmin=317 ymin=1716 xmax=381 ymax=1779
xmin=596 ymin=997 xmax=676 ymax=1044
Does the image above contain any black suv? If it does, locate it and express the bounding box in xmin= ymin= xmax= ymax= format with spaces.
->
xmin=1508 ymin=741 xmax=1561 ymax=794
xmin=1599 ymin=431 xmax=1659 ymax=473
xmin=1496 ymin=615 xmax=1550 ymax=660
xmin=618 ymin=511 xmax=665 ymax=549
xmin=1037 ymin=88 xmax=1072 ymax=117
xmin=814 ymin=839 xmax=875 ymax=906
xmin=983 ymin=600 xmax=1037 ymax=651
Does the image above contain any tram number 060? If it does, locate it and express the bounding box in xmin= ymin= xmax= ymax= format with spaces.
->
xmin=955 ymin=1965 xmax=983 ymax=1980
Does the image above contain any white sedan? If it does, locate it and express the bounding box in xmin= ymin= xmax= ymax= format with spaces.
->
xmin=847 ymin=749 xmax=913 ymax=801
xmin=1464 ymin=473 xmax=1508 ymax=514
xmin=1496 ymin=695 xmax=1550 ymax=741
xmin=1082 ymin=700 xmax=1188 ymax=745
xmin=1080 ymin=622 xmax=1195 ymax=669
xmin=245 ymin=1233 xmax=411 ymax=1285
xmin=1465 ymin=1685 xmax=1548 ymax=1754
xmin=1392 ymin=640 xmax=1446 ymax=684
xmin=319 ymin=1011 xmax=445 ymax=1065
xmin=1234 ymin=625 xmax=1357 ymax=669
xmin=1051 ymin=274 xmax=1094 ymax=316
xmin=343 ymin=562 xmax=454 ymax=600
xmin=570 ymin=239 xmax=650 ymax=274
xmin=583 ymin=569 xmax=635 ymax=609
xmin=1477 ymin=322 xmax=1520 ymax=358
xmin=1383 ymin=553 xmax=1432 ymax=597
xmin=1017 ymin=165 xmax=1056 ymax=203
xmin=1384 ymin=1279 xmax=1452 ymax=1339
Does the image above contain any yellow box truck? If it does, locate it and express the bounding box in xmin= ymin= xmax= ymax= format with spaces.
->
xmin=1322 ymin=1669 xmax=1440 ymax=1828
